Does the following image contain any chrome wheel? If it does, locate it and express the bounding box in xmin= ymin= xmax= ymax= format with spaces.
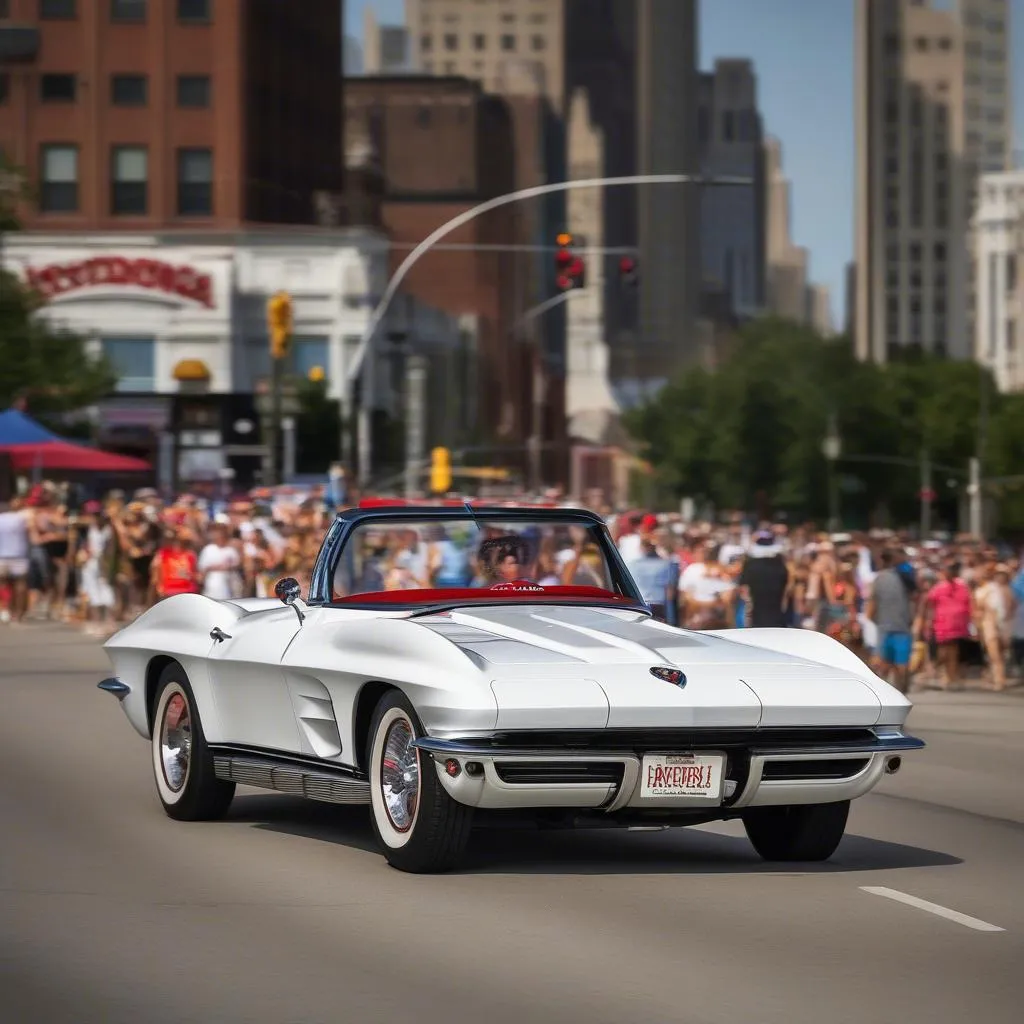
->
xmin=380 ymin=716 xmax=419 ymax=832
xmin=160 ymin=691 xmax=192 ymax=793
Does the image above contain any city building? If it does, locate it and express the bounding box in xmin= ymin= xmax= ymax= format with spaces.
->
xmin=806 ymin=283 xmax=835 ymax=338
xmin=0 ymin=0 xmax=344 ymax=231
xmin=345 ymin=34 xmax=364 ymax=76
xmin=854 ymin=0 xmax=969 ymax=361
xmin=633 ymin=0 xmax=701 ymax=378
xmin=344 ymin=75 xmax=551 ymax=461
xmin=363 ymin=7 xmax=410 ymax=74
xmin=764 ymin=136 xmax=809 ymax=322
xmin=1 ymin=229 xmax=467 ymax=488
xmin=974 ymin=170 xmax=1024 ymax=391
xmin=698 ymin=58 xmax=766 ymax=320
xmin=958 ymin=0 xmax=1013 ymax=185
xmin=406 ymin=0 xmax=565 ymax=108
xmin=854 ymin=0 xmax=1012 ymax=363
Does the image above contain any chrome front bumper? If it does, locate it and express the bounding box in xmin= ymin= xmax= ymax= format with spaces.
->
xmin=412 ymin=731 xmax=925 ymax=813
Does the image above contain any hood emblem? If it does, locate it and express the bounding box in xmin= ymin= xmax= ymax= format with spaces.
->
xmin=650 ymin=666 xmax=686 ymax=687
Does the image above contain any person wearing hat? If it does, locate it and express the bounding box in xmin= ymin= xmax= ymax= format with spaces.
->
xmin=738 ymin=528 xmax=791 ymax=629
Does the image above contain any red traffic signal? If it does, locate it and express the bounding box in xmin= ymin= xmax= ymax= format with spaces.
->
xmin=555 ymin=240 xmax=585 ymax=291
xmin=618 ymin=255 xmax=638 ymax=286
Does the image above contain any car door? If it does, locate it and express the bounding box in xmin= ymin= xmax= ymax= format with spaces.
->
xmin=205 ymin=605 xmax=305 ymax=753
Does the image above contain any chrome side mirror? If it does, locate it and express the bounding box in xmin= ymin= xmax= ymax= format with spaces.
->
xmin=275 ymin=577 xmax=305 ymax=624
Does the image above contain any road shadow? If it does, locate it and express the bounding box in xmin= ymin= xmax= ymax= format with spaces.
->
xmin=231 ymin=793 xmax=961 ymax=875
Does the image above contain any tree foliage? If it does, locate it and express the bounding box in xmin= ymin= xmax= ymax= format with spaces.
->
xmin=624 ymin=318 xmax=1024 ymax=531
xmin=0 ymin=269 xmax=118 ymax=420
xmin=0 ymin=157 xmax=116 ymax=422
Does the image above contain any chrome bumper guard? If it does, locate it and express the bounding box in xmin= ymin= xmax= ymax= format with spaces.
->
xmin=412 ymin=731 xmax=925 ymax=812
xmin=97 ymin=677 xmax=130 ymax=701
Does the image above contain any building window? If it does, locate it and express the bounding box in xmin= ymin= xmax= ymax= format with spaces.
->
xmin=111 ymin=74 xmax=147 ymax=106
xmin=39 ymin=144 xmax=78 ymax=212
xmin=101 ymin=337 xmax=155 ymax=392
xmin=110 ymin=0 xmax=146 ymax=21
xmin=0 ymin=73 xmax=8 ymax=103
xmin=40 ymin=74 xmax=76 ymax=103
xmin=500 ymin=34 xmax=515 ymax=51
xmin=722 ymin=111 xmax=735 ymax=141
xmin=531 ymin=34 xmax=544 ymax=51
xmin=420 ymin=34 xmax=432 ymax=52
xmin=442 ymin=60 xmax=456 ymax=74
xmin=937 ymin=36 xmax=951 ymax=50
xmin=177 ymin=74 xmax=210 ymax=107
xmin=177 ymin=148 xmax=212 ymax=215
xmin=111 ymin=146 xmax=147 ymax=215
xmin=914 ymin=37 xmax=928 ymax=51
xmin=177 ymin=0 xmax=209 ymax=22
xmin=444 ymin=33 xmax=458 ymax=51
xmin=934 ymin=242 xmax=946 ymax=261
xmin=1008 ymin=254 xmax=1018 ymax=294
xmin=39 ymin=0 xmax=75 ymax=17
xmin=473 ymin=33 xmax=485 ymax=50
xmin=415 ymin=106 xmax=430 ymax=127
xmin=0 ymin=1 xmax=9 ymax=16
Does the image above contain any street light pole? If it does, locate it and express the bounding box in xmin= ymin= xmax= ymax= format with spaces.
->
xmin=822 ymin=413 xmax=842 ymax=532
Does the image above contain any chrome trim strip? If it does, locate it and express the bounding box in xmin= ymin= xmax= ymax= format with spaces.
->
xmin=213 ymin=756 xmax=371 ymax=806
xmin=749 ymin=735 xmax=925 ymax=757
xmin=97 ymin=678 xmax=130 ymax=700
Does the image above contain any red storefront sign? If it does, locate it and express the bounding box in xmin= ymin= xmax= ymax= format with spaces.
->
xmin=24 ymin=256 xmax=215 ymax=308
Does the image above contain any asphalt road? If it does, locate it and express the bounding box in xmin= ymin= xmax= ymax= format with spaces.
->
xmin=1 ymin=624 xmax=1022 ymax=1024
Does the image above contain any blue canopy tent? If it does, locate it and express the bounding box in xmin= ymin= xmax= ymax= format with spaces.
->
xmin=0 ymin=408 xmax=63 ymax=446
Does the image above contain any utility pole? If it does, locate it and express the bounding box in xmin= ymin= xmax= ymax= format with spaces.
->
xmin=266 ymin=291 xmax=293 ymax=487
xmin=968 ymin=457 xmax=982 ymax=539
xmin=919 ymin=448 xmax=932 ymax=538
xmin=404 ymin=354 xmax=427 ymax=499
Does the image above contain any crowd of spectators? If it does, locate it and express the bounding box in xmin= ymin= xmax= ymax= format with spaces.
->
xmin=0 ymin=481 xmax=1020 ymax=694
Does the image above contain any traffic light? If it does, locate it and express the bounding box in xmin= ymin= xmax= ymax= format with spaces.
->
xmin=618 ymin=255 xmax=639 ymax=288
xmin=430 ymin=446 xmax=452 ymax=494
xmin=554 ymin=232 xmax=585 ymax=291
xmin=268 ymin=291 xmax=293 ymax=360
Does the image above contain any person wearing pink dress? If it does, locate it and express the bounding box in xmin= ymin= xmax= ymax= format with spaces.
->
xmin=924 ymin=562 xmax=973 ymax=688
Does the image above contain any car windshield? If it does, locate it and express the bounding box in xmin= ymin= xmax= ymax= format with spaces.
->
xmin=331 ymin=515 xmax=637 ymax=606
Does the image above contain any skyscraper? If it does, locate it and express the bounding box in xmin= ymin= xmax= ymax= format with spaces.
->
xmin=855 ymin=0 xmax=969 ymax=363
xmin=634 ymin=0 xmax=700 ymax=378
xmin=854 ymin=0 xmax=1013 ymax=364
xmin=406 ymin=0 xmax=565 ymax=107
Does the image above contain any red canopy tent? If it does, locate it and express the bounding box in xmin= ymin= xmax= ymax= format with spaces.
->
xmin=0 ymin=440 xmax=150 ymax=473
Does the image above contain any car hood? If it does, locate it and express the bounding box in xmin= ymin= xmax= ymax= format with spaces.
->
xmin=415 ymin=604 xmax=885 ymax=729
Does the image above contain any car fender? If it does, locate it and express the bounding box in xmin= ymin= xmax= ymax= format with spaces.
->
xmin=103 ymin=594 xmax=249 ymax=740
xmin=702 ymin=627 xmax=913 ymax=726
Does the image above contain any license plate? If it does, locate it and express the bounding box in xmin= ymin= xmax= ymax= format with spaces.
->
xmin=640 ymin=753 xmax=724 ymax=799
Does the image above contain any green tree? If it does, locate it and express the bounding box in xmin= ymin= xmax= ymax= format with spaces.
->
xmin=0 ymin=158 xmax=117 ymax=420
xmin=0 ymin=269 xmax=117 ymax=419
xmin=625 ymin=317 xmax=1002 ymax=530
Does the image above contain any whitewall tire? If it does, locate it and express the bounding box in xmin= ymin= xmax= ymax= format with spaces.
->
xmin=150 ymin=663 xmax=235 ymax=822
xmin=367 ymin=690 xmax=473 ymax=872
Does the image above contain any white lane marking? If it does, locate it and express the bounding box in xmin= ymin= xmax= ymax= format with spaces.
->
xmin=860 ymin=886 xmax=1006 ymax=932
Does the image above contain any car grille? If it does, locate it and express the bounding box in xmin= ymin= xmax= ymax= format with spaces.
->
xmin=494 ymin=761 xmax=624 ymax=786
xmin=760 ymin=758 xmax=870 ymax=781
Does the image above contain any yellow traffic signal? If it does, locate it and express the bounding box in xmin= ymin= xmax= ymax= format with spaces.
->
xmin=267 ymin=291 xmax=293 ymax=360
xmin=556 ymin=232 xmax=573 ymax=247
xmin=430 ymin=446 xmax=452 ymax=494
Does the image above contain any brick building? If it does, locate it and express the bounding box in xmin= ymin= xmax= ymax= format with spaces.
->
xmin=0 ymin=0 xmax=343 ymax=230
xmin=345 ymin=74 xmax=566 ymax=478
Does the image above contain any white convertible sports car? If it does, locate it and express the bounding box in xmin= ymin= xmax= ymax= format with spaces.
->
xmin=99 ymin=503 xmax=924 ymax=872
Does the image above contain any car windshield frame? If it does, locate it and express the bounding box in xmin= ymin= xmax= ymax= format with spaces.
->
xmin=308 ymin=505 xmax=647 ymax=612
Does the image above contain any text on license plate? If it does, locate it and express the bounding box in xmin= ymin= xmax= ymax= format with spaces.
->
xmin=640 ymin=754 xmax=724 ymax=799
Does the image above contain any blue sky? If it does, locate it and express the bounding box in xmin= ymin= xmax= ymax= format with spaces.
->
xmin=347 ymin=0 xmax=1024 ymax=328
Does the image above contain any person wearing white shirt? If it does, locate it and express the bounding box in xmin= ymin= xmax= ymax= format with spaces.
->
xmin=198 ymin=524 xmax=241 ymax=601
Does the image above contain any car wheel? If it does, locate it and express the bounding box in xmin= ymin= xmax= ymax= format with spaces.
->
xmin=366 ymin=689 xmax=473 ymax=873
xmin=151 ymin=663 xmax=235 ymax=822
xmin=742 ymin=800 xmax=850 ymax=862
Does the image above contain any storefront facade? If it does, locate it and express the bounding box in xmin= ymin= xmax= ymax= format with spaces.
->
xmin=3 ymin=230 xmax=471 ymax=490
